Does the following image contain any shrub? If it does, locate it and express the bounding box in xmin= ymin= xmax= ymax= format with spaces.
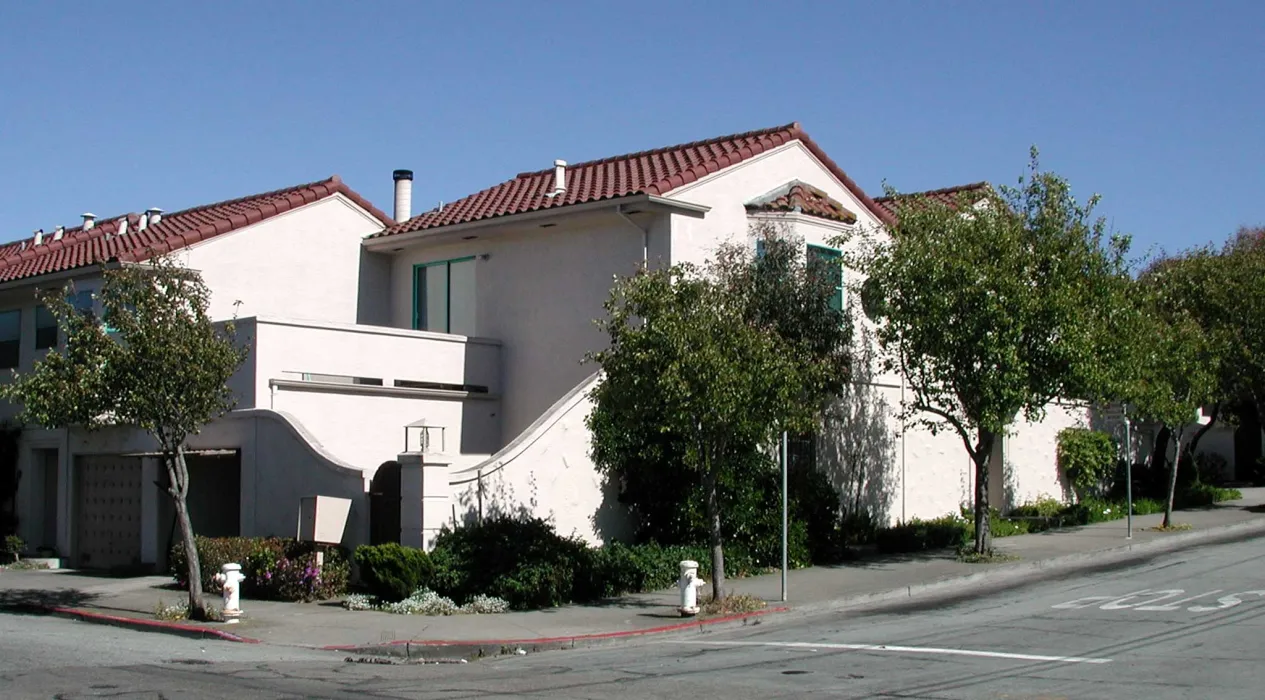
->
xmin=875 ymin=515 xmax=970 ymax=554
xmin=1176 ymin=483 xmax=1242 ymax=508
xmin=1058 ymin=428 xmax=1117 ymax=499
xmin=170 ymin=536 xmax=349 ymax=602
xmin=3 ymin=534 xmax=22 ymax=562
xmin=429 ymin=515 xmax=594 ymax=610
xmin=1009 ymin=496 xmax=1065 ymax=519
xmin=354 ymin=544 xmax=435 ymax=602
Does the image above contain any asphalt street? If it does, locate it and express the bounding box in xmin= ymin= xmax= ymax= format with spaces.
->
xmin=3 ymin=536 xmax=1265 ymax=699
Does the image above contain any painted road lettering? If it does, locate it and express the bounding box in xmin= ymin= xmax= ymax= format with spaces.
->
xmin=1053 ymin=588 xmax=1265 ymax=612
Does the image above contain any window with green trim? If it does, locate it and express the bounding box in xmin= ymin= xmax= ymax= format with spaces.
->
xmin=34 ymin=304 xmax=57 ymax=350
xmin=807 ymin=244 xmax=844 ymax=313
xmin=0 ymin=310 xmax=19 ymax=369
xmin=413 ymin=257 xmax=476 ymax=335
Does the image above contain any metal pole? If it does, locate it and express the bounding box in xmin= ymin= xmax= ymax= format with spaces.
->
xmin=1125 ymin=404 xmax=1133 ymax=540
xmin=781 ymin=430 xmax=788 ymax=603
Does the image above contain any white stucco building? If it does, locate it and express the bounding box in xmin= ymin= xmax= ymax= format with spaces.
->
xmin=3 ymin=122 xmax=1246 ymax=570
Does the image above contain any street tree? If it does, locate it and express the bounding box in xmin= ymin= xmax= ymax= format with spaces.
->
xmin=1124 ymin=264 xmax=1219 ymax=526
xmin=3 ymin=256 xmax=248 ymax=619
xmin=588 ymin=225 xmax=854 ymax=565
xmin=587 ymin=264 xmax=811 ymax=596
xmin=846 ymin=149 xmax=1133 ymax=554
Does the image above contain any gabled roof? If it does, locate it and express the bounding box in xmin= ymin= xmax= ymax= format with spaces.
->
xmin=745 ymin=180 xmax=858 ymax=225
xmin=372 ymin=121 xmax=894 ymax=239
xmin=0 ymin=176 xmax=391 ymax=284
xmin=872 ymin=182 xmax=992 ymax=219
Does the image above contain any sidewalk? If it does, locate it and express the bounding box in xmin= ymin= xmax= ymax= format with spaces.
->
xmin=4 ymin=489 xmax=1264 ymax=657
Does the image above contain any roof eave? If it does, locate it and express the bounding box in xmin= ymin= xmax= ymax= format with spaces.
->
xmin=364 ymin=193 xmax=710 ymax=252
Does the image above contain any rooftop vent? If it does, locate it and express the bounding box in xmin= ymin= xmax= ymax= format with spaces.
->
xmin=393 ymin=169 xmax=413 ymax=223
xmin=82 ymin=213 xmax=96 ymax=230
xmin=32 ymin=229 xmax=43 ymax=246
xmin=146 ymin=207 xmax=163 ymax=225
xmin=549 ymin=159 xmax=567 ymax=197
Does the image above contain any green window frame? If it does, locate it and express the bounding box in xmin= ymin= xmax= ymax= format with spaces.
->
xmin=412 ymin=256 xmax=476 ymax=334
xmin=806 ymin=244 xmax=844 ymax=313
xmin=0 ymin=310 xmax=19 ymax=369
xmin=34 ymin=304 xmax=57 ymax=350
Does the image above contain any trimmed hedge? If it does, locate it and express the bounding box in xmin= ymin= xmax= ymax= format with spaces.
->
xmin=169 ymin=536 xmax=349 ymax=602
xmin=354 ymin=543 xmax=435 ymax=603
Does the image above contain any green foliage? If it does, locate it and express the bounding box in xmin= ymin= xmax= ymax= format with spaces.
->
xmin=1177 ymin=483 xmax=1242 ymax=508
xmin=353 ymin=544 xmax=435 ymax=603
xmin=429 ymin=515 xmax=594 ymax=610
xmin=1009 ymin=496 xmax=1065 ymax=519
xmin=1057 ymin=428 xmax=1117 ymax=498
xmin=875 ymin=515 xmax=970 ymax=553
xmin=587 ymin=255 xmax=826 ymax=594
xmin=845 ymin=149 xmax=1134 ymax=553
xmin=4 ymin=256 xmax=249 ymax=618
xmin=588 ymin=230 xmax=855 ymax=579
xmin=3 ymin=534 xmax=23 ymax=562
xmin=169 ymin=536 xmax=348 ymax=602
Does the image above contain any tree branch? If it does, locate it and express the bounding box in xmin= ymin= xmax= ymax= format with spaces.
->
xmin=913 ymin=401 xmax=977 ymax=460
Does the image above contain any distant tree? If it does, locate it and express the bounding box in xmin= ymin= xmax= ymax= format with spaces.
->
xmin=847 ymin=149 xmax=1134 ymax=554
xmin=3 ymin=256 xmax=247 ymax=619
xmin=587 ymin=264 xmax=810 ymax=596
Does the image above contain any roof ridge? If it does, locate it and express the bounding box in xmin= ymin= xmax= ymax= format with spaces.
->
xmin=159 ymin=175 xmax=340 ymax=218
xmin=874 ymin=181 xmax=991 ymax=201
xmin=513 ymin=122 xmax=800 ymax=177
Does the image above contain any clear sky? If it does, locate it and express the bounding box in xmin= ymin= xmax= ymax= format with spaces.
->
xmin=1 ymin=1 xmax=1260 ymax=258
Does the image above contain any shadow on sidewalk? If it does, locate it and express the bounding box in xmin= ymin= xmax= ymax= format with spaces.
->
xmin=0 ymin=588 xmax=101 ymax=614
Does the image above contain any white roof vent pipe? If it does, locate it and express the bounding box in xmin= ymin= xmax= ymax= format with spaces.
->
xmin=33 ymin=229 xmax=43 ymax=246
xmin=53 ymin=226 xmax=64 ymax=241
xmin=551 ymin=159 xmax=567 ymax=196
xmin=146 ymin=207 xmax=163 ymax=225
xmin=117 ymin=217 xmax=129 ymax=236
xmin=393 ymin=169 xmax=413 ymax=223
xmin=82 ymin=213 xmax=96 ymax=230
xmin=138 ymin=212 xmax=149 ymax=231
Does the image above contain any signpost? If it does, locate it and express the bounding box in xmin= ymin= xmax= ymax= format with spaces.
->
xmin=781 ymin=431 xmax=788 ymax=602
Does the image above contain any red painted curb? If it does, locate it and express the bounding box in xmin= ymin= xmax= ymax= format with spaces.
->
xmin=321 ymin=605 xmax=790 ymax=652
xmin=45 ymin=606 xmax=262 ymax=643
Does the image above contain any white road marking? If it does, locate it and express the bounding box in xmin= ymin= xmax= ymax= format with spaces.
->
xmin=670 ymin=640 xmax=1112 ymax=664
xmin=1051 ymin=588 xmax=1265 ymax=613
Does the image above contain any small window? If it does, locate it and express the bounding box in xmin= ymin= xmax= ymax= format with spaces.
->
xmin=413 ymin=257 xmax=477 ymax=335
xmin=0 ymin=310 xmax=20 ymax=369
xmin=807 ymin=245 xmax=844 ymax=313
xmin=34 ymin=305 xmax=57 ymax=350
xmin=70 ymin=291 xmax=94 ymax=320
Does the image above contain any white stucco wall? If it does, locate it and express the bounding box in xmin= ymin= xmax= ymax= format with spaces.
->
xmin=15 ymin=410 xmax=371 ymax=563
xmin=181 ymin=194 xmax=386 ymax=324
xmin=446 ymin=372 xmax=629 ymax=544
xmin=234 ymin=316 xmax=502 ymax=472
xmin=387 ymin=210 xmax=658 ymax=442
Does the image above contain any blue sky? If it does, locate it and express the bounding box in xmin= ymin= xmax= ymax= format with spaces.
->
xmin=1 ymin=1 xmax=1260 ymax=258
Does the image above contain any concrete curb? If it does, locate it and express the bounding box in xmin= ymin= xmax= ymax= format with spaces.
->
xmin=12 ymin=515 xmax=1264 ymax=655
xmin=784 ymin=516 xmax=1265 ymax=618
xmin=323 ymin=606 xmax=790 ymax=660
xmin=38 ymin=606 xmax=261 ymax=643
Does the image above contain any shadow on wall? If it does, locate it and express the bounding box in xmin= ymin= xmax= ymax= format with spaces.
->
xmin=590 ymin=473 xmax=629 ymax=545
xmin=815 ymin=326 xmax=899 ymax=526
xmin=451 ymin=469 xmax=537 ymax=528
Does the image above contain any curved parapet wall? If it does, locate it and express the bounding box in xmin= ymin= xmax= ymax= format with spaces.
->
xmin=449 ymin=371 xmax=629 ymax=544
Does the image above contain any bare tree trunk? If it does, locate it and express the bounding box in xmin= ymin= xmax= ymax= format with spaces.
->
xmin=166 ymin=444 xmax=207 ymax=620
xmin=703 ymin=454 xmax=725 ymax=601
xmin=1187 ymin=403 xmax=1219 ymax=459
xmin=1163 ymin=431 xmax=1185 ymax=529
xmin=972 ymin=430 xmax=997 ymax=554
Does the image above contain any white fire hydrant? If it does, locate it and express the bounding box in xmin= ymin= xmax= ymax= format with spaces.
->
xmin=678 ymin=560 xmax=707 ymax=617
xmin=212 ymin=562 xmax=245 ymax=622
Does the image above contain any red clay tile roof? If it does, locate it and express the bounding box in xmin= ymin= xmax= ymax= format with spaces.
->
xmin=745 ymin=180 xmax=858 ymax=225
xmin=872 ymin=182 xmax=992 ymax=219
xmin=373 ymin=122 xmax=894 ymax=239
xmin=0 ymin=176 xmax=392 ymax=284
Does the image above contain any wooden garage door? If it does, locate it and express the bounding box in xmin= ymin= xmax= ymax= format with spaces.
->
xmin=76 ymin=455 xmax=143 ymax=569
